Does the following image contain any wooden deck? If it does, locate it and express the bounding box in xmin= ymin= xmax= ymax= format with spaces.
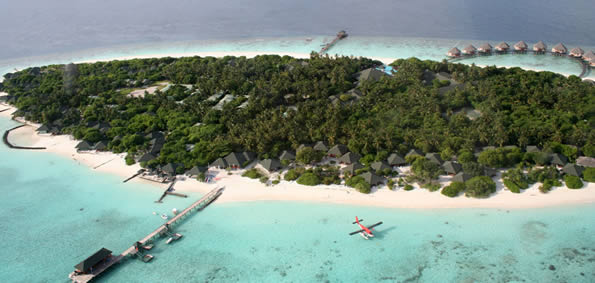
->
xmin=69 ymin=187 xmax=224 ymax=283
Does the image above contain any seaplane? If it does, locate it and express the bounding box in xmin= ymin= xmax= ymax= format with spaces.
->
xmin=348 ymin=217 xmax=383 ymax=240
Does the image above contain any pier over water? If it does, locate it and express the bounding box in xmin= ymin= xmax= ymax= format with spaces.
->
xmin=69 ymin=187 xmax=224 ymax=283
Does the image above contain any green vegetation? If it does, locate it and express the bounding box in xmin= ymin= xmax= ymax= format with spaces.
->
xmin=409 ymin=156 xmax=442 ymax=185
xmin=403 ymin=184 xmax=414 ymax=191
xmin=502 ymin=168 xmax=529 ymax=193
xmin=1 ymin=55 xmax=592 ymax=181
xmin=422 ymin=183 xmax=441 ymax=192
xmin=441 ymin=182 xmax=465 ymax=197
xmin=242 ymin=168 xmax=262 ymax=179
xmin=296 ymin=172 xmax=321 ymax=186
xmin=346 ymin=176 xmax=371 ymax=194
xmin=296 ymin=147 xmax=325 ymax=165
xmin=284 ymin=168 xmax=302 ymax=181
xmin=259 ymin=176 xmax=269 ymax=184
xmin=272 ymin=180 xmax=280 ymax=185
xmin=465 ymin=176 xmax=496 ymax=198
xmin=387 ymin=179 xmax=395 ymax=190
xmin=583 ymin=167 xmax=595 ymax=183
xmin=125 ymin=154 xmax=135 ymax=166
xmin=564 ymin=175 xmax=583 ymax=189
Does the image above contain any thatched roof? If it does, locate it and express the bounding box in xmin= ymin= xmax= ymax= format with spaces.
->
xmin=442 ymin=161 xmax=462 ymax=175
xmin=342 ymin=162 xmax=364 ymax=175
xmin=371 ymin=161 xmax=391 ymax=172
xmin=75 ymin=248 xmax=112 ymax=273
xmin=552 ymin=43 xmax=567 ymax=53
xmin=225 ymin=152 xmax=247 ymax=167
xmin=452 ymin=172 xmax=472 ymax=183
xmin=339 ymin=152 xmax=361 ymax=164
xmin=406 ymin=149 xmax=424 ymax=158
xmin=186 ymin=166 xmax=207 ymax=176
xmin=526 ymin=145 xmax=540 ymax=153
xmin=75 ymin=141 xmax=93 ymax=151
xmin=462 ymin=45 xmax=477 ymax=54
xmin=211 ymin=158 xmax=228 ymax=168
xmin=94 ymin=141 xmax=108 ymax=151
xmin=138 ymin=153 xmax=156 ymax=163
xmin=259 ymin=159 xmax=282 ymax=172
xmin=279 ymin=150 xmax=296 ymax=161
xmin=562 ymin=164 xmax=584 ymax=177
xmin=478 ymin=43 xmax=492 ymax=52
xmin=447 ymin=47 xmax=461 ymax=56
xmin=576 ymin=156 xmax=595 ymax=168
xmin=360 ymin=172 xmax=384 ymax=186
xmin=356 ymin=68 xmax=387 ymax=82
xmin=242 ymin=152 xmax=256 ymax=162
xmin=387 ymin=153 xmax=406 ymax=166
xmin=313 ymin=141 xmax=329 ymax=152
xmin=495 ymin=42 xmax=510 ymax=50
xmin=162 ymin=163 xmax=182 ymax=175
xmin=328 ymin=144 xmax=349 ymax=157
xmin=514 ymin=41 xmax=528 ymax=50
xmin=550 ymin=153 xmax=568 ymax=166
xmin=533 ymin=41 xmax=546 ymax=51
xmin=425 ymin=153 xmax=443 ymax=165
xmin=583 ymin=51 xmax=595 ymax=61
xmin=37 ymin=124 xmax=50 ymax=133
xmin=570 ymin=47 xmax=584 ymax=57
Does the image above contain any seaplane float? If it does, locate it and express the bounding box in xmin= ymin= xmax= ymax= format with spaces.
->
xmin=348 ymin=216 xmax=383 ymax=240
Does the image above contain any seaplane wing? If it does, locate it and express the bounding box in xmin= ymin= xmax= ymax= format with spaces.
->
xmin=348 ymin=222 xmax=383 ymax=235
xmin=367 ymin=221 xmax=383 ymax=229
xmin=349 ymin=229 xmax=366 ymax=236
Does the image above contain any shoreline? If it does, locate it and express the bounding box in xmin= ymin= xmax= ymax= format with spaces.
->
xmin=1 ymin=103 xmax=593 ymax=209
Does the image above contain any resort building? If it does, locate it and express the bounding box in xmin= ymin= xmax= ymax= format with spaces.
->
xmin=279 ymin=150 xmax=296 ymax=161
xmin=495 ymin=42 xmax=510 ymax=52
xmin=313 ymin=141 xmax=329 ymax=152
xmin=342 ymin=162 xmax=364 ymax=176
xmin=447 ymin=47 xmax=461 ymax=57
xmin=425 ymin=153 xmax=443 ymax=165
xmin=75 ymin=141 xmax=93 ymax=152
xmin=339 ymin=152 xmax=361 ymax=164
xmin=452 ymin=172 xmax=472 ymax=183
xmin=94 ymin=141 xmax=108 ymax=151
xmin=550 ymin=153 xmax=568 ymax=167
xmin=355 ymin=68 xmax=387 ymax=83
xmin=360 ymin=172 xmax=384 ymax=186
xmin=406 ymin=149 xmax=424 ymax=159
xmin=569 ymin=47 xmax=584 ymax=57
xmin=562 ymin=164 xmax=584 ymax=177
xmin=576 ymin=156 xmax=595 ymax=168
xmin=258 ymin=159 xmax=283 ymax=173
xmin=211 ymin=158 xmax=228 ymax=169
xmin=526 ymin=145 xmax=540 ymax=153
xmin=583 ymin=51 xmax=594 ymax=62
xmin=225 ymin=152 xmax=247 ymax=168
xmin=551 ymin=43 xmax=567 ymax=55
xmin=477 ymin=43 xmax=492 ymax=54
xmin=328 ymin=144 xmax=348 ymax=157
xmin=73 ymin=248 xmax=113 ymax=275
xmin=387 ymin=153 xmax=406 ymax=166
xmin=462 ymin=45 xmax=477 ymax=55
xmin=138 ymin=153 xmax=156 ymax=163
xmin=370 ymin=161 xmax=391 ymax=172
xmin=514 ymin=41 xmax=528 ymax=52
xmin=442 ymin=161 xmax=462 ymax=175
xmin=185 ymin=166 xmax=207 ymax=178
xmin=533 ymin=41 xmax=547 ymax=53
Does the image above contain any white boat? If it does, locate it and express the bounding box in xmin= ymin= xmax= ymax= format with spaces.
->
xmin=172 ymin=208 xmax=178 ymax=215
xmin=165 ymin=237 xmax=173 ymax=244
xmin=161 ymin=214 xmax=168 ymax=220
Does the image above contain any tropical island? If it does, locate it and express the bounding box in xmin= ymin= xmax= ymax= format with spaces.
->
xmin=0 ymin=53 xmax=593 ymax=207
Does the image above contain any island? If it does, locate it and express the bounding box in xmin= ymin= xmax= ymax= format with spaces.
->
xmin=0 ymin=53 xmax=593 ymax=208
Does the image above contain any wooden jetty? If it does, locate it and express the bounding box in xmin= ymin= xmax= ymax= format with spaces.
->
xmin=123 ymin=169 xmax=145 ymax=183
xmin=0 ymin=108 xmax=9 ymax=113
xmin=319 ymin=30 xmax=348 ymax=54
xmin=69 ymin=187 xmax=224 ymax=283
xmin=156 ymin=180 xmax=177 ymax=203
xmin=3 ymin=125 xmax=46 ymax=150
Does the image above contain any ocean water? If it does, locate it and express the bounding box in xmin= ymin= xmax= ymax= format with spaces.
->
xmin=1 ymin=118 xmax=595 ymax=282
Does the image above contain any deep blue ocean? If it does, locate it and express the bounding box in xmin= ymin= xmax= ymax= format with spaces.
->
xmin=1 ymin=0 xmax=594 ymax=60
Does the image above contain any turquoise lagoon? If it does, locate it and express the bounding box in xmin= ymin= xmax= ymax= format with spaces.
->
xmin=0 ymin=36 xmax=593 ymax=81
xmin=1 ymin=116 xmax=595 ymax=282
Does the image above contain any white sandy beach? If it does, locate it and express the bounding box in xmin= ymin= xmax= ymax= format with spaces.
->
xmin=2 ymin=103 xmax=593 ymax=209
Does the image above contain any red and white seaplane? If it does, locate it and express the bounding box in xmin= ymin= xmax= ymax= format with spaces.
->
xmin=348 ymin=216 xmax=383 ymax=239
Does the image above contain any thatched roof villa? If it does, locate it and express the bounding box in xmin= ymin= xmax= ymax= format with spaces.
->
xmin=551 ymin=43 xmax=567 ymax=54
xmin=533 ymin=41 xmax=547 ymax=52
xmin=279 ymin=150 xmax=296 ymax=161
xmin=339 ymin=152 xmax=361 ymax=164
xmin=495 ymin=42 xmax=510 ymax=52
xmin=342 ymin=162 xmax=364 ymax=176
xmin=569 ymin=47 xmax=584 ymax=57
xmin=225 ymin=152 xmax=247 ymax=168
xmin=583 ymin=51 xmax=595 ymax=61
xmin=259 ymin=159 xmax=283 ymax=172
xmin=387 ymin=153 xmax=406 ymax=166
xmin=462 ymin=45 xmax=477 ymax=55
xmin=514 ymin=41 xmax=528 ymax=51
xmin=328 ymin=144 xmax=349 ymax=157
xmin=313 ymin=141 xmax=329 ymax=152
xmin=447 ymin=47 xmax=461 ymax=57
xmin=360 ymin=171 xmax=384 ymax=186
xmin=478 ymin=43 xmax=492 ymax=54
xmin=211 ymin=158 xmax=228 ymax=169
xmin=562 ymin=164 xmax=584 ymax=177
xmin=370 ymin=161 xmax=391 ymax=172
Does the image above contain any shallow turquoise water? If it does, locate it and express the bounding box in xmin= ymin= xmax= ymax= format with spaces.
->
xmin=0 ymin=36 xmax=593 ymax=81
xmin=0 ymin=117 xmax=594 ymax=282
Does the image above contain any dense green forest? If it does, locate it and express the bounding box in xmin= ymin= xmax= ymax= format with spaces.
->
xmin=1 ymin=53 xmax=594 ymax=174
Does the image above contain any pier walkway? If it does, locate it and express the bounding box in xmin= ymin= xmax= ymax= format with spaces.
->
xmin=319 ymin=30 xmax=348 ymax=54
xmin=69 ymin=187 xmax=224 ymax=283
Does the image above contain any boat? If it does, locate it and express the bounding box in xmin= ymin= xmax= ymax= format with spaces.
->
xmin=161 ymin=214 xmax=168 ymax=220
xmin=142 ymin=244 xmax=154 ymax=250
xmin=172 ymin=208 xmax=178 ymax=215
xmin=142 ymin=254 xmax=154 ymax=262
xmin=165 ymin=237 xmax=173 ymax=244
xmin=173 ymin=233 xmax=183 ymax=240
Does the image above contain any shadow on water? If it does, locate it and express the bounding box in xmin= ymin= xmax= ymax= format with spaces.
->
xmin=373 ymin=226 xmax=397 ymax=240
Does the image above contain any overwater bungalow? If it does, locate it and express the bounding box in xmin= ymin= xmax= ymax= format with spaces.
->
xmin=583 ymin=51 xmax=595 ymax=61
xmin=569 ymin=47 xmax=584 ymax=57
xmin=342 ymin=162 xmax=364 ymax=176
xmin=551 ymin=43 xmax=567 ymax=55
xmin=328 ymin=144 xmax=348 ymax=157
xmin=495 ymin=42 xmax=510 ymax=52
xmin=462 ymin=45 xmax=477 ymax=55
xmin=447 ymin=47 xmax=461 ymax=57
xmin=478 ymin=43 xmax=492 ymax=54
xmin=514 ymin=41 xmax=528 ymax=52
xmin=533 ymin=41 xmax=547 ymax=53
xmin=339 ymin=152 xmax=361 ymax=164
xmin=590 ymin=58 xmax=595 ymax=67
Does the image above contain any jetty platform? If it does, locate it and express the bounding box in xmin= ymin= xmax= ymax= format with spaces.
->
xmin=69 ymin=186 xmax=224 ymax=283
